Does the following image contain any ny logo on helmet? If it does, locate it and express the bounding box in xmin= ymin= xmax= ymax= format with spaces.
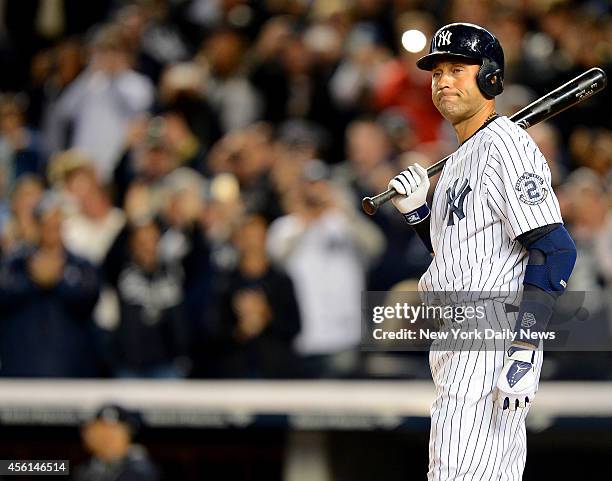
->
xmin=437 ymin=30 xmax=452 ymax=47
xmin=445 ymin=178 xmax=472 ymax=226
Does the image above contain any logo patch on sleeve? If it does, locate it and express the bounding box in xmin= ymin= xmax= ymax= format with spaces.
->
xmin=515 ymin=172 xmax=548 ymax=205
xmin=407 ymin=212 xmax=421 ymax=223
xmin=520 ymin=312 xmax=537 ymax=328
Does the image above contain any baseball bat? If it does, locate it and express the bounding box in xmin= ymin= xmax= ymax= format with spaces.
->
xmin=362 ymin=67 xmax=607 ymax=215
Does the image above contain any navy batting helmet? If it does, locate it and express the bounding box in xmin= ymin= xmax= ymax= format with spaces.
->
xmin=417 ymin=23 xmax=504 ymax=99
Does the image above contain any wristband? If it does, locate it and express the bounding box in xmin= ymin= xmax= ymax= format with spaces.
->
xmin=513 ymin=285 xmax=556 ymax=348
xmin=403 ymin=204 xmax=430 ymax=225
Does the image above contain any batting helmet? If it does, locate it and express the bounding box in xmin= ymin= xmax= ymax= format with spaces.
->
xmin=417 ymin=23 xmax=504 ymax=99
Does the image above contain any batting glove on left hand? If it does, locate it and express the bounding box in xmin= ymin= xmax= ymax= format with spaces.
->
xmin=388 ymin=163 xmax=430 ymax=215
xmin=495 ymin=346 xmax=539 ymax=411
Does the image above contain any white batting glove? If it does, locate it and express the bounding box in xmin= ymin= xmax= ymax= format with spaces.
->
xmin=388 ymin=163 xmax=430 ymax=216
xmin=495 ymin=346 xmax=539 ymax=411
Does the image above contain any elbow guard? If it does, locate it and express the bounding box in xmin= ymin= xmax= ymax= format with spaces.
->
xmin=523 ymin=225 xmax=577 ymax=295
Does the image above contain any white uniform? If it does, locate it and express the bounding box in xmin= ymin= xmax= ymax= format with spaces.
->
xmin=420 ymin=116 xmax=562 ymax=480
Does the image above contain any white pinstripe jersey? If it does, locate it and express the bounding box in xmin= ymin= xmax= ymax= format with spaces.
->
xmin=418 ymin=116 xmax=563 ymax=292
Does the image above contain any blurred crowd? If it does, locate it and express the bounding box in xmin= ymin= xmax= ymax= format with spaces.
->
xmin=0 ymin=0 xmax=609 ymax=380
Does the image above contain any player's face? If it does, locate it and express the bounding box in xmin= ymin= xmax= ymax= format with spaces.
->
xmin=431 ymin=60 xmax=486 ymax=123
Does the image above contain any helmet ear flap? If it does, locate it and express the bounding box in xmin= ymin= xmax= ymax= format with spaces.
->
xmin=477 ymin=58 xmax=504 ymax=98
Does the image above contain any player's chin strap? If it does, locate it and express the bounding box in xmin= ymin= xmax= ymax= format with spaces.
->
xmin=513 ymin=224 xmax=577 ymax=349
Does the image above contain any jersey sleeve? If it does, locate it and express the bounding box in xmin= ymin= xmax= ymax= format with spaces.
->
xmin=483 ymin=130 xmax=563 ymax=240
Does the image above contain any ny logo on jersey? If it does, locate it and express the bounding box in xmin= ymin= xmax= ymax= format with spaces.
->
xmin=437 ymin=30 xmax=452 ymax=47
xmin=445 ymin=178 xmax=472 ymax=226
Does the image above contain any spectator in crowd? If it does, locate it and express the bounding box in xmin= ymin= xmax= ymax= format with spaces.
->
xmin=570 ymin=128 xmax=612 ymax=176
xmin=0 ymin=94 xmax=46 ymax=201
xmin=108 ymin=219 xmax=190 ymax=379
xmin=559 ymin=168 xmax=611 ymax=292
xmin=208 ymin=123 xmax=284 ymax=222
xmin=157 ymin=62 xmax=221 ymax=171
xmin=114 ymin=3 xmax=191 ymax=85
xmin=113 ymin=116 xmax=180 ymax=209
xmin=74 ymin=404 xmax=161 ymax=481
xmin=45 ymin=23 xmax=154 ymax=184
xmin=334 ymin=118 xmax=395 ymax=203
xmin=208 ymin=214 xmax=301 ymax=378
xmin=248 ymin=16 xmax=295 ymax=125
xmin=250 ymin=25 xmax=344 ymax=157
xmin=157 ymin=167 xmax=213 ymax=334
xmin=49 ymin=150 xmax=126 ymax=265
xmin=198 ymin=28 xmax=261 ymax=133
xmin=0 ymin=192 xmax=100 ymax=377
xmin=48 ymin=149 xmax=126 ymax=332
xmin=29 ymin=38 xmax=86 ymax=133
xmin=329 ymin=21 xmax=391 ymax=116
xmin=201 ymin=172 xmax=245 ymax=273
xmin=0 ymin=174 xmax=45 ymax=255
xmin=267 ymin=160 xmax=384 ymax=377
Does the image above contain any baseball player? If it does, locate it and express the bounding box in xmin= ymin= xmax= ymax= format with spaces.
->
xmin=388 ymin=23 xmax=577 ymax=480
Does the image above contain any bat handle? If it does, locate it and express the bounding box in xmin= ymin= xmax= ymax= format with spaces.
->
xmin=362 ymin=162 xmax=445 ymax=215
